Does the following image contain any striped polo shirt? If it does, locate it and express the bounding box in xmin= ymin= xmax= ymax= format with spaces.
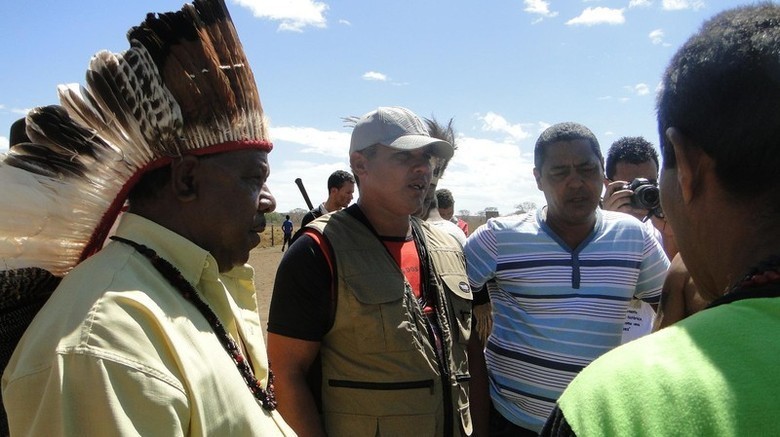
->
xmin=464 ymin=208 xmax=669 ymax=432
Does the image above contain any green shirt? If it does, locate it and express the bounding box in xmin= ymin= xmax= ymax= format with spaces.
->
xmin=558 ymin=295 xmax=780 ymax=436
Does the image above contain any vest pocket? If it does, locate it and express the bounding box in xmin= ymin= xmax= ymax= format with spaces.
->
xmin=440 ymin=273 xmax=473 ymax=345
xmin=345 ymin=281 xmax=423 ymax=354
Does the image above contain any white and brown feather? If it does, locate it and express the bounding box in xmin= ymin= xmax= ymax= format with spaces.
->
xmin=1 ymin=0 xmax=266 ymax=278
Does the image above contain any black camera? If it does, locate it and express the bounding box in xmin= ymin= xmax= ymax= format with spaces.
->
xmin=624 ymin=178 xmax=660 ymax=211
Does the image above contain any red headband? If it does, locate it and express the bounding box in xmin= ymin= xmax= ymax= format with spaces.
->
xmin=79 ymin=139 xmax=273 ymax=263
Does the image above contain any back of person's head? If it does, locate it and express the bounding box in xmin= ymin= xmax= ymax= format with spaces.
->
xmin=605 ymin=136 xmax=659 ymax=180
xmin=436 ymin=188 xmax=455 ymax=209
xmin=285 ymin=214 xmax=290 ymax=220
xmin=424 ymin=116 xmax=457 ymax=179
xmin=327 ymin=170 xmax=355 ymax=191
xmin=534 ymin=122 xmax=603 ymax=171
xmin=658 ymin=4 xmax=780 ymax=202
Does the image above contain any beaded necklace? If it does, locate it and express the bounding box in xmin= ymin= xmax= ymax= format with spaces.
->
xmin=730 ymin=255 xmax=780 ymax=292
xmin=110 ymin=236 xmax=277 ymax=411
xmin=708 ymin=255 xmax=780 ymax=310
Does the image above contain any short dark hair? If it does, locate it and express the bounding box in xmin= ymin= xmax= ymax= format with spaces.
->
xmin=534 ymin=122 xmax=603 ymax=171
xmin=605 ymin=136 xmax=659 ymax=180
xmin=327 ymin=170 xmax=355 ymax=191
xmin=436 ymin=188 xmax=455 ymax=209
xmin=657 ymin=4 xmax=780 ymax=198
xmin=425 ymin=116 xmax=457 ymax=178
xmin=285 ymin=214 xmax=290 ymax=219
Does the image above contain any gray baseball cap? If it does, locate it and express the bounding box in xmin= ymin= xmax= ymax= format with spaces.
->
xmin=349 ymin=106 xmax=454 ymax=159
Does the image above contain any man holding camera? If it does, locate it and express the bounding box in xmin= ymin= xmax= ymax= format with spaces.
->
xmin=603 ymin=136 xmax=670 ymax=342
xmin=603 ymin=137 xmax=668 ymax=251
xmin=464 ymin=123 xmax=669 ymax=435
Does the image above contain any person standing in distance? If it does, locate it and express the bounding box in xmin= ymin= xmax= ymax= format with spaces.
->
xmin=281 ymin=215 xmax=293 ymax=252
xmin=300 ymin=170 xmax=355 ymax=227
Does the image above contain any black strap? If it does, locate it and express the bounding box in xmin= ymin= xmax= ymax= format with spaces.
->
xmin=706 ymin=283 xmax=780 ymax=310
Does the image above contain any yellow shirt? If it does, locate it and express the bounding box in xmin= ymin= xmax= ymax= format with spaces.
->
xmin=2 ymin=213 xmax=294 ymax=436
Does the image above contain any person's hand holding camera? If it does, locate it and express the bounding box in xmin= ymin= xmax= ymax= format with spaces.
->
xmin=604 ymin=179 xmax=644 ymax=220
xmin=603 ymin=178 xmax=660 ymax=221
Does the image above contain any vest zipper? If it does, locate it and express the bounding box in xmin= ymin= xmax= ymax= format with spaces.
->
xmin=329 ymin=378 xmax=435 ymax=394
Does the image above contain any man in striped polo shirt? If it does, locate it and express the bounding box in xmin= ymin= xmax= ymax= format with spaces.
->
xmin=464 ymin=122 xmax=669 ymax=435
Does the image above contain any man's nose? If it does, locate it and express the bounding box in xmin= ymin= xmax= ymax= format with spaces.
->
xmin=258 ymin=183 xmax=276 ymax=213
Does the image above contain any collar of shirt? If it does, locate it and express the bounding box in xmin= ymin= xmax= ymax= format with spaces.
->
xmin=112 ymin=214 xmax=260 ymax=359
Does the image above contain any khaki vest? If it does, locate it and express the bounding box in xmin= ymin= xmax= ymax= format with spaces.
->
xmin=308 ymin=212 xmax=473 ymax=436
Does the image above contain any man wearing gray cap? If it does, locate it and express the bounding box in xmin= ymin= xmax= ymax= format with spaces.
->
xmin=268 ymin=106 xmax=474 ymax=436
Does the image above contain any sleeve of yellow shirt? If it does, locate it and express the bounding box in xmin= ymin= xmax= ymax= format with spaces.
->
xmin=4 ymin=351 xmax=189 ymax=436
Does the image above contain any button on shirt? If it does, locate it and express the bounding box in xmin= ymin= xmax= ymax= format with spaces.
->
xmin=2 ymin=213 xmax=294 ymax=436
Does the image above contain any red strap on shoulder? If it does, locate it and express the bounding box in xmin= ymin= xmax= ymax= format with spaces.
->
xmin=303 ymin=229 xmax=333 ymax=275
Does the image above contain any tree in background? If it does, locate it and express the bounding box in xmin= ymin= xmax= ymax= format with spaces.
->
xmin=514 ymin=201 xmax=537 ymax=215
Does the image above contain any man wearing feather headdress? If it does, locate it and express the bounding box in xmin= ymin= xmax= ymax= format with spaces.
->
xmin=1 ymin=1 xmax=294 ymax=435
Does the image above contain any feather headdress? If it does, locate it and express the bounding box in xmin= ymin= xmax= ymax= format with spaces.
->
xmin=0 ymin=0 xmax=270 ymax=277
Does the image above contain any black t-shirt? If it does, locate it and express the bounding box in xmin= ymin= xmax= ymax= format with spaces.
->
xmin=299 ymin=205 xmax=325 ymax=228
xmin=267 ymin=232 xmax=334 ymax=341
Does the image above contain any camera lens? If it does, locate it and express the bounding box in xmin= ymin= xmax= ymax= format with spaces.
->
xmin=632 ymin=185 xmax=660 ymax=210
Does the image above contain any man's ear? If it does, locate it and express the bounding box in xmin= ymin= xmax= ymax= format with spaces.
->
xmin=665 ymin=127 xmax=712 ymax=205
xmin=533 ymin=167 xmax=542 ymax=191
xmin=169 ymin=155 xmax=199 ymax=202
xmin=350 ymin=152 xmax=368 ymax=180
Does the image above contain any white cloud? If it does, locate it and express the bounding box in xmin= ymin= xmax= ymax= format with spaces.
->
xmin=566 ymin=7 xmax=625 ymax=26
xmin=597 ymin=95 xmax=613 ymax=101
xmin=11 ymin=108 xmax=29 ymax=116
xmin=649 ymin=28 xmax=665 ymax=45
xmin=438 ymin=134 xmax=543 ymax=216
xmin=270 ymin=126 xmax=350 ymax=158
xmin=0 ymin=135 xmax=8 ymax=154
xmin=338 ymin=19 xmax=351 ymax=26
xmin=622 ymin=83 xmax=650 ymax=96
xmin=362 ymin=71 xmax=388 ymax=82
xmin=634 ymin=83 xmax=650 ymax=96
xmin=478 ymin=112 xmax=532 ymax=143
xmin=662 ymin=0 xmax=705 ymax=11
xmin=629 ymin=0 xmax=653 ymax=7
xmin=265 ymin=125 xmax=352 ymax=211
xmin=233 ymin=0 xmax=328 ymax=32
xmin=524 ymin=0 xmax=558 ymax=18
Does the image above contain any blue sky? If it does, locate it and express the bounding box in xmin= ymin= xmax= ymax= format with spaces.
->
xmin=0 ymin=0 xmax=760 ymax=215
